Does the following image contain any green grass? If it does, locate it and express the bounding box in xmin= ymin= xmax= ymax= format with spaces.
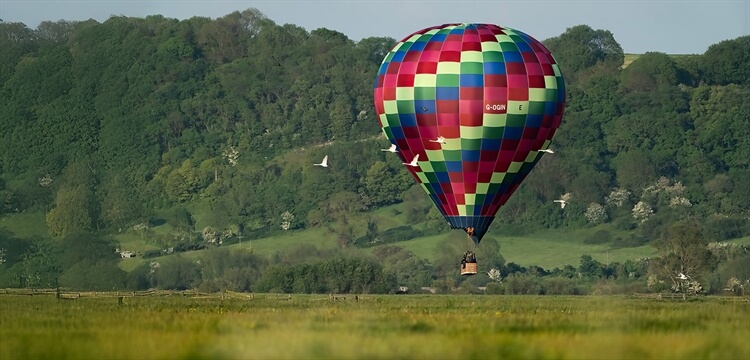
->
xmin=0 ymin=294 xmax=747 ymax=360
xmin=390 ymin=233 xmax=453 ymax=260
xmin=727 ymin=236 xmax=750 ymax=246
xmin=0 ymin=204 xmax=731 ymax=272
xmin=622 ymin=53 xmax=696 ymax=69
xmin=622 ymin=53 xmax=641 ymax=68
xmin=495 ymin=227 xmax=657 ymax=269
xmin=0 ymin=211 xmax=48 ymax=238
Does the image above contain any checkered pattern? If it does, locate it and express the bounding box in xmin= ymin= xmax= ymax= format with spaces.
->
xmin=373 ymin=23 xmax=566 ymax=245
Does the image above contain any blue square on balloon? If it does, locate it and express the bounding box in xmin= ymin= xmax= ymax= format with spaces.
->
xmin=481 ymin=139 xmax=502 ymax=151
xmin=503 ymin=51 xmax=523 ymax=63
xmin=436 ymin=87 xmax=459 ymax=100
xmin=435 ymin=171 xmax=450 ymax=184
xmin=446 ymin=161 xmax=463 ymax=172
xmin=503 ymin=127 xmax=523 ymax=140
xmin=461 ymin=150 xmax=481 ymax=162
xmin=516 ymin=42 xmax=532 ymax=53
xmin=414 ymin=100 xmax=435 ymax=113
xmin=409 ymin=42 xmax=427 ymax=52
xmin=391 ymin=51 xmax=406 ymax=62
xmin=545 ymin=102 xmax=557 ymax=115
xmin=390 ymin=126 xmax=405 ymax=140
xmin=398 ymin=113 xmax=417 ymax=127
xmin=431 ymin=33 xmax=447 ymax=43
xmin=460 ymin=74 xmax=484 ymax=87
xmin=526 ymin=114 xmax=542 ymax=128
xmin=484 ymin=62 xmax=506 ymax=75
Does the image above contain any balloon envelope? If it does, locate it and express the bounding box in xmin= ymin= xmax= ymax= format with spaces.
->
xmin=373 ymin=23 xmax=565 ymax=245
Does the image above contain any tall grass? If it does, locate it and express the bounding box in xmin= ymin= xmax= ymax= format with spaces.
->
xmin=0 ymin=211 xmax=48 ymax=238
xmin=1 ymin=294 xmax=747 ymax=359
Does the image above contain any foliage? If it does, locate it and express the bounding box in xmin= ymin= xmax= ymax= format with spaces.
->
xmin=254 ymin=256 xmax=396 ymax=294
xmin=1 ymin=11 xmax=750 ymax=291
xmin=649 ymin=221 xmax=717 ymax=292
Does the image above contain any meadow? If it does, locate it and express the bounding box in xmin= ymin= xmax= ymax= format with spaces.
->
xmin=1 ymin=293 xmax=748 ymax=360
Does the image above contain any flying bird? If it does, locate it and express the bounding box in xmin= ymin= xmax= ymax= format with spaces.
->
xmin=677 ymin=272 xmax=690 ymax=280
xmin=403 ymin=154 xmax=420 ymax=167
xmin=381 ymin=144 xmax=397 ymax=153
xmin=429 ymin=136 xmax=447 ymax=145
xmin=539 ymin=149 xmax=555 ymax=154
xmin=314 ymin=155 xmax=329 ymax=168
xmin=553 ymin=199 xmax=567 ymax=209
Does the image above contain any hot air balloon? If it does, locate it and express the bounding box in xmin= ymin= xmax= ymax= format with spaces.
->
xmin=373 ymin=23 xmax=565 ymax=274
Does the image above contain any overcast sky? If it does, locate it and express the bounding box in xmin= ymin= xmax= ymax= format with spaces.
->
xmin=1 ymin=0 xmax=748 ymax=54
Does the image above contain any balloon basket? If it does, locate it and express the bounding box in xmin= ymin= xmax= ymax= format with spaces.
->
xmin=460 ymin=262 xmax=477 ymax=276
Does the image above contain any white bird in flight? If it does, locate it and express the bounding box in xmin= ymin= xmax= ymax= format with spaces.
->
xmin=553 ymin=199 xmax=567 ymax=209
xmin=429 ymin=136 xmax=447 ymax=145
xmin=314 ymin=155 xmax=329 ymax=168
xmin=381 ymin=144 xmax=397 ymax=153
xmin=539 ymin=149 xmax=555 ymax=154
xmin=403 ymin=154 xmax=420 ymax=167
xmin=677 ymin=272 xmax=689 ymax=280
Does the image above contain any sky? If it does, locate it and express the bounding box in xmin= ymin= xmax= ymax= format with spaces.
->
xmin=1 ymin=0 xmax=748 ymax=54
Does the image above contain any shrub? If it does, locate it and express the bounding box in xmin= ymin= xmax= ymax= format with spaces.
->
xmin=503 ymin=273 xmax=542 ymax=295
xmin=584 ymin=230 xmax=613 ymax=244
xmin=703 ymin=217 xmax=746 ymax=241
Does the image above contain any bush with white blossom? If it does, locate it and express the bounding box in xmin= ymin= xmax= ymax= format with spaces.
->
xmin=632 ymin=201 xmax=654 ymax=223
xmin=280 ymin=211 xmax=295 ymax=231
xmin=584 ymin=203 xmax=608 ymax=224
xmin=202 ymin=226 xmax=221 ymax=245
xmin=487 ymin=268 xmax=502 ymax=282
xmin=605 ymin=188 xmax=631 ymax=208
xmin=223 ymin=146 xmax=239 ymax=167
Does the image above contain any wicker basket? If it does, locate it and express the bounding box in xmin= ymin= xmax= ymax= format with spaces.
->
xmin=460 ymin=262 xmax=478 ymax=275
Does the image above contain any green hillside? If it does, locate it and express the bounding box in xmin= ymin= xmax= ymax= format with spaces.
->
xmin=1 ymin=206 xmax=658 ymax=272
xmin=1 ymin=11 xmax=749 ymax=293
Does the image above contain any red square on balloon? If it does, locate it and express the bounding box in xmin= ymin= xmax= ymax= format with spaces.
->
xmin=397 ymin=74 xmax=414 ymax=87
xmin=439 ymin=51 xmax=461 ymax=62
xmin=460 ymin=113 xmax=484 ymax=127
xmin=417 ymin=61 xmax=438 ymax=74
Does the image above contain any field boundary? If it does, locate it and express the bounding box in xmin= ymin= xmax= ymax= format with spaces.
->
xmin=628 ymin=292 xmax=750 ymax=302
xmin=0 ymin=288 xmax=369 ymax=302
xmin=0 ymin=288 xmax=256 ymax=300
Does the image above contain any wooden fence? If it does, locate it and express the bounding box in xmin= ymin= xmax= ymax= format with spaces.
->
xmin=0 ymin=288 xmax=255 ymax=300
xmin=0 ymin=288 xmax=365 ymax=302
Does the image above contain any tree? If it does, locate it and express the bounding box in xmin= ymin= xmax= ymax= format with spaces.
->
xmin=578 ymin=255 xmax=604 ymax=278
xmin=363 ymin=160 xmax=410 ymax=206
xmin=620 ymin=52 xmax=685 ymax=92
xmin=650 ymin=221 xmax=717 ymax=291
xmin=46 ymin=185 xmax=96 ymax=238
xmin=402 ymin=184 xmax=433 ymax=224
xmin=701 ymin=36 xmax=750 ymax=86
xmin=99 ymin=174 xmax=143 ymax=228
xmin=613 ymin=149 xmax=657 ymax=192
xmin=165 ymin=160 xmax=203 ymax=202
xmin=543 ymin=25 xmax=623 ymax=80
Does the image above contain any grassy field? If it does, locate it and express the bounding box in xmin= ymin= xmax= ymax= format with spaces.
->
xmin=0 ymin=208 xmax=693 ymax=272
xmin=0 ymin=211 xmax=48 ymax=238
xmin=622 ymin=54 xmax=640 ymax=68
xmin=6 ymin=203 xmax=748 ymax=273
xmin=0 ymin=293 xmax=747 ymax=360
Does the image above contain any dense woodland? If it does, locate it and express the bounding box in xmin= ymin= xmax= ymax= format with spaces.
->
xmin=0 ymin=9 xmax=749 ymax=294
